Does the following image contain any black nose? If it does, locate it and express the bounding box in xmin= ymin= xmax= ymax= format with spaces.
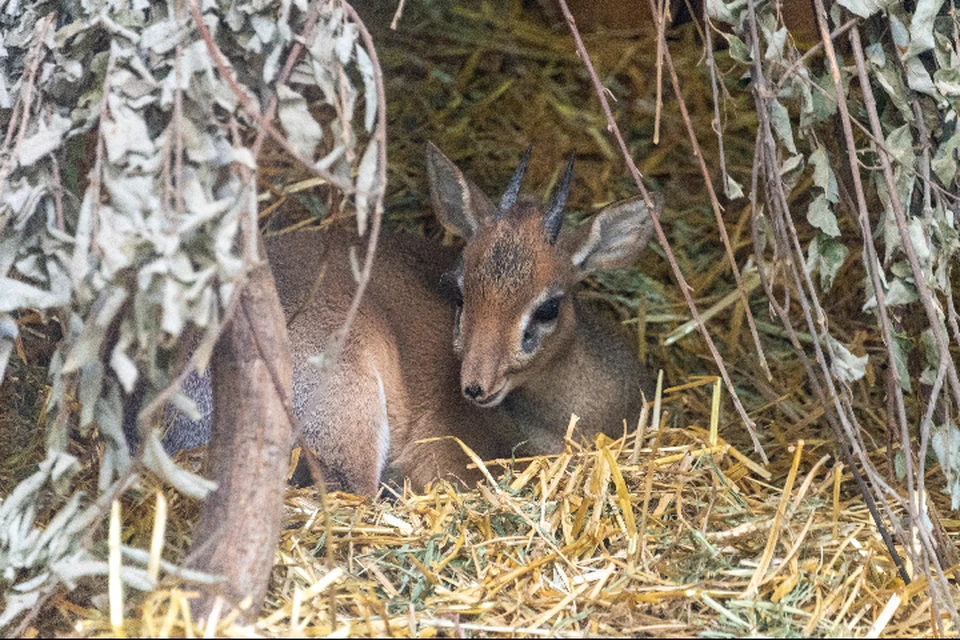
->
xmin=463 ymin=384 xmax=483 ymax=400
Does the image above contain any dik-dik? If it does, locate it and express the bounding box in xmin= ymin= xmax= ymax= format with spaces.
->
xmin=156 ymin=143 xmax=658 ymax=494
xmin=261 ymin=143 xmax=658 ymax=495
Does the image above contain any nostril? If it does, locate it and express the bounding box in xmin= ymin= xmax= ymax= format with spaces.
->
xmin=463 ymin=384 xmax=483 ymax=400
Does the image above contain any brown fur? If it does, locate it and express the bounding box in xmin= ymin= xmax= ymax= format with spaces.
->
xmin=266 ymin=144 xmax=659 ymax=495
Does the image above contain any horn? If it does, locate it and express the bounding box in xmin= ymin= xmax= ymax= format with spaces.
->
xmin=544 ymin=152 xmax=575 ymax=244
xmin=498 ymin=144 xmax=533 ymax=214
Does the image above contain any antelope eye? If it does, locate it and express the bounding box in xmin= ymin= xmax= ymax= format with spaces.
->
xmin=532 ymin=296 xmax=562 ymax=324
xmin=453 ymin=287 xmax=464 ymax=307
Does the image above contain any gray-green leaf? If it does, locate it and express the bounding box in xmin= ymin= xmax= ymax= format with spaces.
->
xmin=807 ymin=193 xmax=840 ymax=237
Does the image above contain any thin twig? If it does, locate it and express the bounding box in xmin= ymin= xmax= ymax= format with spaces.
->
xmin=653 ymin=0 xmax=666 ymax=145
xmin=774 ymin=17 xmax=858 ymax=92
xmin=555 ymin=0 xmax=768 ymax=462
xmin=390 ymin=0 xmax=408 ymax=30
xmin=653 ymin=0 xmax=773 ymax=385
xmin=844 ymin=22 xmax=916 ymax=535
xmin=49 ymin=151 xmax=65 ymax=233
xmin=848 ymin=23 xmax=959 ymax=622
xmin=326 ymin=0 xmax=387 ymax=369
xmin=702 ymin=5 xmax=729 ymax=199
xmin=743 ymin=0 xmax=913 ymax=590
xmin=173 ymin=41 xmax=186 ymax=219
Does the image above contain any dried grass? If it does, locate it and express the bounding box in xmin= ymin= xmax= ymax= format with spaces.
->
xmin=68 ymin=382 xmax=915 ymax=637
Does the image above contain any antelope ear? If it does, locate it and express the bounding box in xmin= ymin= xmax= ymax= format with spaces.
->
xmin=570 ymin=195 xmax=661 ymax=276
xmin=426 ymin=142 xmax=497 ymax=240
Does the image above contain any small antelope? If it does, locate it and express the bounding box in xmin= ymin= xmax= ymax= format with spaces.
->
xmin=158 ymin=143 xmax=658 ymax=495
xmin=264 ymin=143 xmax=658 ymax=494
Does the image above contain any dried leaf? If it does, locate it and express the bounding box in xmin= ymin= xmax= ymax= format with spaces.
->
xmin=141 ymin=430 xmax=217 ymax=500
xmin=769 ymin=100 xmax=796 ymax=154
xmin=809 ymin=146 xmax=839 ymax=203
xmin=905 ymin=0 xmax=945 ymax=58
xmin=17 ymin=113 xmax=72 ymax=167
xmin=836 ymin=0 xmax=896 ymax=18
xmin=354 ymin=138 xmax=380 ymax=236
xmin=721 ymin=32 xmax=752 ymax=65
xmin=825 ymin=334 xmax=868 ymax=383
xmin=356 ymin=43 xmax=377 ymax=133
xmin=807 ymin=193 xmax=840 ymax=237
xmin=277 ymin=85 xmax=324 ymax=161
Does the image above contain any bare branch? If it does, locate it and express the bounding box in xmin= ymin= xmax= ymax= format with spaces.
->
xmin=553 ymin=0 xmax=769 ymax=463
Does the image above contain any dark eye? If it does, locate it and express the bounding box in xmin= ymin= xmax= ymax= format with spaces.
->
xmin=454 ymin=287 xmax=463 ymax=307
xmin=532 ymin=296 xmax=562 ymax=324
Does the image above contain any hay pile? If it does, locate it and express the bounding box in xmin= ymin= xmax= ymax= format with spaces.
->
xmin=72 ymin=388 xmax=914 ymax=637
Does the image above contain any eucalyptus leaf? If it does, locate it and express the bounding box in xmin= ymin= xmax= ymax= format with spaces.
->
xmin=905 ymin=0 xmax=945 ymax=59
xmin=809 ymin=146 xmax=839 ymax=203
xmin=139 ymin=17 xmax=186 ymax=54
xmin=932 ymin=124 xmax=960 ymax=184
xmin=891 ymin=333 xmax=913 ymax=393
xmin=356 ymin=43 xmax=377 ymax=133
xmin=931 ymin=422 xmax=960 ymax=509
xmin=885 ymin=124 xmax=915 ymax=168
xmin=908 ymin=218 xmax=933 ymax=268
xmin=705 ymin=0 xmax=746 ymax=24
xmin=810 ymin=71 xmax=838 ymax=123
xmin=806 ymin=234 xmax=849 ymax=292
xmin=77 ymin=361 xmax=104 ymax=431
xmin=169 ymin=389 xmax=202 ymax=421
xmin=769 ymin=99 xmax=797 ymax=154
xmin=779 ymin=153 xmax=804 ymax=177
xmin=335 ymin=21 xmax=358 ymax=64
xmin=885 ymin=278 xmax=918 ymax=306
xmin=825 ymin=334 xmax=868 ymax=382
xmin=762 ymin=26 xmax=787 ymax=64
xmin=111 ymin=339 xmax=139 ymax=393
xmin=103 ymin=95 xmax=155 ymax=163
xmin=904 ymin=55 xmax=936 ymax=96
xmin=807 ymin=193 xmax=840 ymax=237
xmin=141 ymin=429 xmax=217 ymax=499
xmin=0 ymin=590 xmax=41 ymax=628
xmin=17 ymin=113 xmax=72 ymax=167
xmin=725 ymin=175 xmax=744 ymax=200
xmin=836 ymin=0 xmax=896 ymax=17
xmin=0 ymin=274 xmax=71 ymax=312
xmin=0 ymin=313 xmax=15 ymax=382
xmin=353 ymin=138 xmax=379 ymax=236
xmin=276 ymin=85 xmax=323 ymax=161
xmin=933 ymin=67 xmax=960 ymax=98
xmin=721 ymin=32 xmax=752 ymax=65
xmin=2 ymin=0 xmax=381 ymax=615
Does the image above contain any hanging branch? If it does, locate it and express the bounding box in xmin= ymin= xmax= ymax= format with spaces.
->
xmin=739 ymin=0 xmax=915 ymax=594
xmin=554 ymin=0 xmax=768 ymax=463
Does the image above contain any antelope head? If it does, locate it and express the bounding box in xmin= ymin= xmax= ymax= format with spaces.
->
xmin=426 ymin=142 xmax=657 ymax=408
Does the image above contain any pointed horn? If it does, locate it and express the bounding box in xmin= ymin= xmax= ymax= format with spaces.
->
xmin=498 ymin=144 xmax=533 ymax=214
xmin=544 ymin=152 xmax=575 ymax=244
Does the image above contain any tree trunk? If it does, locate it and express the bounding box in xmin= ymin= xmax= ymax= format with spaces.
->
xmin=188 ymin=260 xmax=292 ymax=620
